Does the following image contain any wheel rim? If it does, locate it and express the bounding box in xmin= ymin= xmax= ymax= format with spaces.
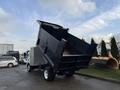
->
xmin=44 ymin=70 xmax=49 ymax=79
xmin=27 ymin=65 xmax=30 ymax=71
xmin=9 ymin=64 xmax=13 ymax=67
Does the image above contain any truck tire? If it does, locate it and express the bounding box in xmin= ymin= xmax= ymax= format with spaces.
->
xmin=43 ymin=67 xmax=55 ymax=81
xmin=65 ymin=71 xmax=74 ymax=77
xmin=27 ymin=64 xmax=32 ymax=72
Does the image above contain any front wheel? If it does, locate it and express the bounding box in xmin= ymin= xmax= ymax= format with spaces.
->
xmin=27 ymin=64 xmax=32 ymax=72
xmin=43 ymin=67 xmax=55 ymax=81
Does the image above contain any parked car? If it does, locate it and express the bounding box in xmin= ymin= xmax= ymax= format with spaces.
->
xmin=0 ymin=56 xmax=18 ymax=68
xmin=6 ymin=51 xmax=20 ymax=63
xmin=20 ymin=58 xmax=28 ymax=64
xmin=19 ymin=53 xmax=29 ymax=64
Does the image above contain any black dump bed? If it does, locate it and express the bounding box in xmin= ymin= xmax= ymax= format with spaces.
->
xmin=36 ymin=20 xmax=97 ymax=72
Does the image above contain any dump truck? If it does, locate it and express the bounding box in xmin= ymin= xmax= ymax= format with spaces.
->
xmin=27 ymin=20 xmax=97 ymax=81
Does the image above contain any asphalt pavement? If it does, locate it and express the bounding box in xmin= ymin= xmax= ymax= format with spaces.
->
xmin=0 ymin=65 xmax=120 ymax=90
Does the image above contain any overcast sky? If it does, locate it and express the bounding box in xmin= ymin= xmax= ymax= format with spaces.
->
xmin=0 ymin=0 xmax=120 ymax=53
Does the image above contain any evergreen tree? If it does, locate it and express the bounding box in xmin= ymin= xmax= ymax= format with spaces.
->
xmin=91 ymin=38 xmax=95 ymax=44
xmin=91 ymin=38 xmax=98 ymax=56
xmin=111 ymin=37 xmax=119 ymax=60
xmin=101 ymin=40 xmax=108 ymax=57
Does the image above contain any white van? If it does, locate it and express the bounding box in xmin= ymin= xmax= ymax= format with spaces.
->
xmin=0 ymin=56 xmax=18 ymax=68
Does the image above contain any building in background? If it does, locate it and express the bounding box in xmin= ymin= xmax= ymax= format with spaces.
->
xmin=0 ymin=44 xmax=14 ymax=55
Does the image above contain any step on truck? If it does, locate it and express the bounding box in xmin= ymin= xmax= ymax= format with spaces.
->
xmin=27 ymin=20 xmax=97 ymax=81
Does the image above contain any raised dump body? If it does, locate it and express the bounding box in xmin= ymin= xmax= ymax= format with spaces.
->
xmin=27 ymin=20 xmax=97 ymax=81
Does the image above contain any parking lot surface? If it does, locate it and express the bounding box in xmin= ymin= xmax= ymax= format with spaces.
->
xmin=0 ymin=65 xmax=120 ymax=90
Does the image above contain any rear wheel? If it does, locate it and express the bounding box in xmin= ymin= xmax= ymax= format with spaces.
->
xmin=8 ymin=63 xmax=14 ymax=68
xmin=43 ymin=67 xmax=55 ymax=81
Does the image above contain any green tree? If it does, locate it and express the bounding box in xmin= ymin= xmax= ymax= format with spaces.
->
xmin=111 ymin=37 xmax=119 ymax=60
xmin=91 ymin=38 xmax=95 ymax=44
xmin=91 ymin=38 xmax=98 ymax=56
xmin=101 ymin=40 xmax=108 ymax=57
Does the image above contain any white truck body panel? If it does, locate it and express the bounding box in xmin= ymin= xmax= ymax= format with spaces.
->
xmin=28 ymin=47 xmax=47 ymax=66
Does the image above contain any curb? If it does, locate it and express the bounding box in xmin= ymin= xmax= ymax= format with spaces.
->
xmin=75 ymin=73 xmax=120 ymax=84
